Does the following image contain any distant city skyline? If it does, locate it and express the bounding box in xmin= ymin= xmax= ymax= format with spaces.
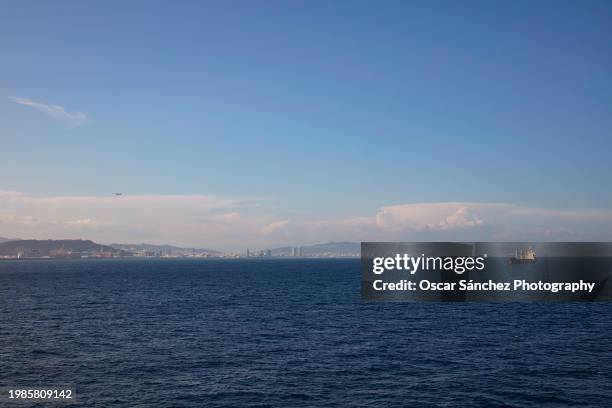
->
xmin=2 ymin=1 xmax=612 ymax=249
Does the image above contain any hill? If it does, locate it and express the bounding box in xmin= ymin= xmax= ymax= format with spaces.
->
xmin=110 ymin=243 xmax=222 ymax=257
xmin=0 ymin=237 xmax=18 ymax=243
xmin=272 ymin=242 xmax=360 ymax=257
xmin=0 ymin=239 xmax=130 ymax=258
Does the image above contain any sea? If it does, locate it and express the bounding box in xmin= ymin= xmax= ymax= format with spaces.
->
xmin=1 ymin=259 xmax=611 ymax=407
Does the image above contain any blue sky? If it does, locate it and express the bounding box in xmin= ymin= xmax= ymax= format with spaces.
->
xmin=1 ymin=1 xmax=612 ymax=248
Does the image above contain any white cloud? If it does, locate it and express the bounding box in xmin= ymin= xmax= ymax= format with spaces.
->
xmin=8 ymin=96 xmax=89 ymax=125
xmin=1 ymin=191 xmax=612 ymax=250
xmin=262 ymin=219 xmax=290 ymax=235
xmin=375 ymin=202 xmax=494 ymax=231
xmin=370 ymin=202 xmax=612 ymax=241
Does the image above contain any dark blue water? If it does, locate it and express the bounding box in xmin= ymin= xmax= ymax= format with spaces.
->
xmin=1 ymin=259 xmax=611 ymax=407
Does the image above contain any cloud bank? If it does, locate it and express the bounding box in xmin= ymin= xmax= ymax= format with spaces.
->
xmin=8 ymin=96 xmax=88 ymax=125
xmin=1 ymin=191 xmax=612 ymax=250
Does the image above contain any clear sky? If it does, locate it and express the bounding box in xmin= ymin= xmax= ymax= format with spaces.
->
xmin=1 ymin=1 xmax=612 ymax=249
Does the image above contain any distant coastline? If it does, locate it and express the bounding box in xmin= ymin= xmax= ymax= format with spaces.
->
xmin=0 ymin=239 xmax=360 ymax=260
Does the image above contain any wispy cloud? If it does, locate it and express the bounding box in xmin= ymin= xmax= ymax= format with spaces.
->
xmin=8 ymin=96 xmax=89 ymax=125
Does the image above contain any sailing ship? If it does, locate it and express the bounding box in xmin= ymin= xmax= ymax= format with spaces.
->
xmin=509 ymin=247 xmax=537 ymax=264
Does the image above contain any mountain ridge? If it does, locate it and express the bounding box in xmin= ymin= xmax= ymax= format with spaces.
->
xmin=0 ymin=237 xmax=19 ymax=243
xmin=0 ymin=239 xmax=129 ymax=257
xmin=110 ymin=243 xmax=222 ymax=256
